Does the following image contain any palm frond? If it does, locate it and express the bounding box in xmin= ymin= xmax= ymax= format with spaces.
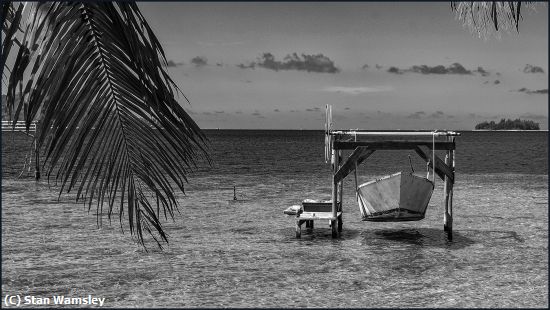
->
xmin=2 ymin=2 xmax=210 ymax=247
xmin=451 ymin=2 xmax=539 ymax=38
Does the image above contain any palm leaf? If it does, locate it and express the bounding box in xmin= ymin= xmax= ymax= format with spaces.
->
xmin=2 ymin=2 xmax=210 ymax=247
xmin=450 ymin=2 xmax=539 ymax=38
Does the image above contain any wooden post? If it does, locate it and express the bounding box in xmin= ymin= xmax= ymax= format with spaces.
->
xmin=443 ymin=137 xmax=454 ymax=240
xmin=331 ymin=138 xmax=339 ymax=238
xmin=337 ymin=150 xmax=344 ymax=232
xmin=34 ymin=138 xmax=40 ymax=180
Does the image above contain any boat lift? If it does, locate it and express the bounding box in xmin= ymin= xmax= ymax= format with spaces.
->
xmin=292 ymin=105 xmax=460 ymax=240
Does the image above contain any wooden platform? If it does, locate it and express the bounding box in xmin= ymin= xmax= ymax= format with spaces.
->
xmin=295 ymin=211 xmax=342 ymax=238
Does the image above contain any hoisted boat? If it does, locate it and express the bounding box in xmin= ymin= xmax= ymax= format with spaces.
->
xmin=356 ymin=171 xmax=434 ymax=221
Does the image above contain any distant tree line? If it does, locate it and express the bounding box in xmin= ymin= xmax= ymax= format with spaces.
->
xmin=475 ymin=118 xmax=540 ymax=130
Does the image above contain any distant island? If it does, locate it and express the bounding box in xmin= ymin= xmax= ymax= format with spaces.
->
xmin=475 ymin=118 xmax=540 ymax=130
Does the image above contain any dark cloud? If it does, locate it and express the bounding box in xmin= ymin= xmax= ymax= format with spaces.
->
xmin=411 ymin=63 xmax=471 ymax=75
xmin=202 ymin=111 xmax=212 ymax=115
xmin=468 ymin=113 xmax=478 ymax=118
xmin=388 ymin=63 xmax=472 ymax=75
xmin=361 ymin=64 xmax=369 ymax=70
xmin=375 ymin=64 xmax=382 ymax=70
xmin=216 ymin=62 xmax=223 ymax=67
xmin=430 ymin=111 xmax=445 ymax=118
xmin=483 ymin=81 xmax=489 ymax=84
xmin=252 ymin=111 xmax=265 ymax=118
xmin=496 ymin=72 xmax=501 ymax=76
xmin=274 ymin=109 xmax=280 ymax=112
xmin=407 ymin=111 xmax=426 ymax=119
xmin=191 ymin=56 xmax=208 ymax=67
xmin=523 ymin=64 xmax=544 ymax=74
xmin=387 ymin=67 xmax=402 ymax=74
xmin=517 ymin=88 xmax=548 ymax=94
xmin=344 ymin=107 xmax=350 ymax=110
xmin=235 ymin=111 xmax=243 ymax=114
xmin=493 ymin=80 xmax=500 ymax=85
xmin=305 ymin=107 xmax=321 ymax=112
xmin=475 ymin=66 xmax=490 ymax=76
xmin=166 ymin=60 xmax=182 ymax=67
xmin=237 ymin=63 xmax=255 ymax=69
xmin=249 ymin=52 xmax=340 ymax=73
xmin=214 ymin=111 xmax=225 ymax=114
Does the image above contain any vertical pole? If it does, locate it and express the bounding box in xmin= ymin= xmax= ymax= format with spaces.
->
xmin=337 ymin=150 xmax=344 ymax=232
xmin=34 ymin=137 xmax=40 ymax=180
xmin=331 ymin=136 xmax=339 ymax=238
xmin=444 ymin=136 xmax=454 ymax=240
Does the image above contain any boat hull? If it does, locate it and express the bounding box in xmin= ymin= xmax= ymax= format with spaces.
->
xmin=357 ymin=172 xmax=434 ymax=221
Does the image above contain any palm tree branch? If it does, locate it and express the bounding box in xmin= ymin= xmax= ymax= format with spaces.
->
xmin=3 ymin=2 xmax=209 ymax=247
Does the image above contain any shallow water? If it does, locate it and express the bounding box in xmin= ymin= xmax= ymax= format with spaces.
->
xmin=2 ymin=131 xmax=548 ymax=307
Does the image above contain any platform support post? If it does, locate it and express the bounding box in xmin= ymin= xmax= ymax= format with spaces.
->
xmin=331 ymin=142 xmax=339 ymax=238
xmin=34 ymin=138 xmax=40 ymax=180
xmin=444 ymin=137 xmax=454 ymax=240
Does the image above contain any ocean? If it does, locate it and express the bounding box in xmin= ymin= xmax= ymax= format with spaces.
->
xmin=2 ymin=130 xmax=548 ymax=307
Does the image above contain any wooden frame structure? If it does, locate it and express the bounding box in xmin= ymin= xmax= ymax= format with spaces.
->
xmin=294 ymin=106 xmax=459 ymax=240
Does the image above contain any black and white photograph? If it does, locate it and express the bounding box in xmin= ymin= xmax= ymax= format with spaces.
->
xmin=2 ymin=1 xmax=548 ymax=308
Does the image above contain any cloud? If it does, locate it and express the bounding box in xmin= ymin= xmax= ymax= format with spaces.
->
xmin=165 ymin=60 xmax=183 ymax=67
xmin=361 ymin=64 xmax=369 ymax=70
xmin=305 ymin=107 xmax=321 ymax=112
xmin=235 ymin=111 xmax=243 ymax=114
xmin=274 ymin=109 xmax=280 ymax=112
xmin=387 ymin=67 xmax=402 ymax=74
xmin=407 ymin=111 xmax=426 ymax=119
xmin=493 ymin=80 xmax=500 ymax=84
xmin=248 ymin=52 xmax=340 ymax=73
xmin=523 ymin=64 xmax=544 ymax=73
xmin=251 ymin=111 xmax=265 ymax=118
xmin=191 ymin=56 xmax=208 ymax=67
xmin=237 ymin=63 xmax=255 ymax=69
xmin=214 ymin=111 xmax=225 ymax=114
xmin=344 ymin=107 xmax=350 ymax=110
xmin=387 ymin=63 xmax=472 ymax=75
xmin=429 ymin=111 xmax=445 ymax=118
xmin=475 ymin=66 xmax=490 ymax=76
xmin=519 ymin=113 xmax=547 ymax=120
xmin=322 ymin=86 xmax=393 ymax=95
xmin=202 ymin=111 xmax=212 ymax=115
xmin=375 ymin=64 xmax=383 ymax=70
xmin=517 ymin=88 xmax=548 ymax=94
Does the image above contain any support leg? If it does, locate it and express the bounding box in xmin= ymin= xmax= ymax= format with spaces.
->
xmin=444 ymin=140 xmax=454 ymax=240
xmin=331 ymin=220 xmax=338 ymax=238
xmin=34 ymin=139 xmax=40 ymax=180
xmin=337 ymin=214 xmax=343 ymax=232
xmin=296 ymin=220 xmax=304 ymax=238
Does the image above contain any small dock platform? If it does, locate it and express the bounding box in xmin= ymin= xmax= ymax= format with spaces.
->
xmin=294 ymin=201 xmax=343 ymax=238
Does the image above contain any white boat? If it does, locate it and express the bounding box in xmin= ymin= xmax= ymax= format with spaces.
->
xmin=357 ymin=172 xmax=434 ymax=221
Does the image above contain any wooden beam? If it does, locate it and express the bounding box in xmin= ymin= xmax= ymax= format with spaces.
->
xmin=334 ymin=147 xmax=375 ymax=184
xmin=333 ymin=140 xmax=455 ymax=151
xmin=413 ymin=146 xmax=454 ymax=183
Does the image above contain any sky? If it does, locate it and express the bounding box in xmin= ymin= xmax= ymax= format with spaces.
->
xmin=142 ymin=2 xmax=547 ymax=129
